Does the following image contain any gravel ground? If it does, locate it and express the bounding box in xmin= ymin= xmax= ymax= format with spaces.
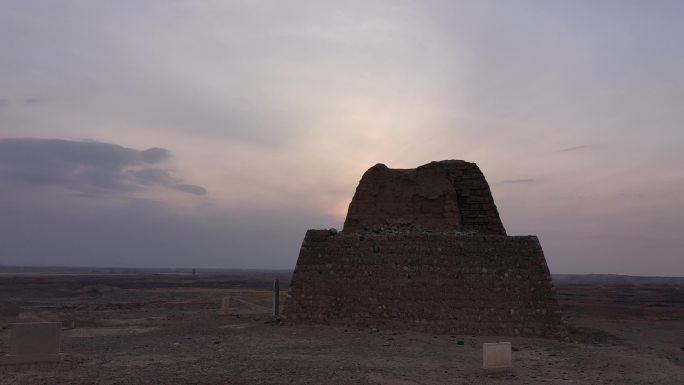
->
xmin=0 ymin=273 xmax=682 ymax=384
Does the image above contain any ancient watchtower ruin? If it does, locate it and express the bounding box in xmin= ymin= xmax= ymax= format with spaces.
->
xmin=284 ymin=160 xmax=563 ymax=336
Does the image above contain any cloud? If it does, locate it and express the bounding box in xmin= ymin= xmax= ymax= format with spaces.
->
xmin=558 ymin=145 xmax=593 ymax=152
xmin=0 ymin=198 xmax=326 ymax=269
xmin=498 ymin=178 xmax=543 ymax=185
xmin=126 ymin=168 xmax=207 ymax=196
xmin=0 ymin=138 xmax=206 ymax=196
xmin=0 ymin=98 xmax=39 ymax=108
xmin=174 ymin=184 xmax=207 ymax=196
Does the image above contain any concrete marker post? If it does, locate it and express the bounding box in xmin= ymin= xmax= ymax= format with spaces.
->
xmin=273 ymin=279 xmax=280 ymax=317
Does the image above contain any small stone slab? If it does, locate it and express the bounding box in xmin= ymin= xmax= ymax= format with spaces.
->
xmin=483 ymin=342 xmax=512 ymax=369
xmin=218 ymin=297 xmax=233 ymax=315
xmin=0 ymin=322 xmax=64 ymax=365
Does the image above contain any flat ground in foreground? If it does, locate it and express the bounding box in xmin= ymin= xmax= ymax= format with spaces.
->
xmin=1 ymin=270 xmax=683 ymax=384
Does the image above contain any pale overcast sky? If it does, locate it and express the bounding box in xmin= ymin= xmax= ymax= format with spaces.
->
xmin=0 ymin=1 xmax=682 ymax=275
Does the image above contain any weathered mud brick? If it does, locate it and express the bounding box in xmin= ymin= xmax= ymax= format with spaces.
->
xmin=284 ymin=160 xmax=564 ymax=336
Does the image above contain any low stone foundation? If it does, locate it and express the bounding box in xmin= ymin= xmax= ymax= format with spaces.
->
xmin=284 ymin=230 xmax=564 ymax=337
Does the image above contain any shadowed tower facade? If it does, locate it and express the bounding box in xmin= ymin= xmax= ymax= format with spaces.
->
xmin=284 ymin=160 xmax=563 ymax=336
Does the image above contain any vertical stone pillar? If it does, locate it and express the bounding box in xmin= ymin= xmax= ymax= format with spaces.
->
xmin=273 ymin=279 xmax=280 ymax=317
xmin=218 ymin=297 xmax=232 ymax=315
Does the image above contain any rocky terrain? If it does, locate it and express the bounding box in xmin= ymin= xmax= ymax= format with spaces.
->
xmin=0 ymin=270 xmax=682 ymax=384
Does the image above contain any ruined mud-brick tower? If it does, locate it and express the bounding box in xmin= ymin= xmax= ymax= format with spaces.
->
xmin=284 ymin=160 xmax=564 ymax=336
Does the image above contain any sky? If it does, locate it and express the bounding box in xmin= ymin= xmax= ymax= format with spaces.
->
xmin=0 ymin=1 xmax=682 ymax=276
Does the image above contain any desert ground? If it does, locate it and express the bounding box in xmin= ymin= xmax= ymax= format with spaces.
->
xmin=0 ymin=268 xmax=682 ymax=385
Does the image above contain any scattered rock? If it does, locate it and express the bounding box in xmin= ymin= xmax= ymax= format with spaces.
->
xmin=74 ymin=284 xmax=118 ymax=297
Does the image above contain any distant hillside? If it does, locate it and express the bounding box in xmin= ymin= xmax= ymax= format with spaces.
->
xmin=553 ymin=274 xmax=684 ymax=285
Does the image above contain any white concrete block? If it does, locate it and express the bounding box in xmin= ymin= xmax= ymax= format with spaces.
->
xmin=483 ymin=342 xmax=512 ymax=369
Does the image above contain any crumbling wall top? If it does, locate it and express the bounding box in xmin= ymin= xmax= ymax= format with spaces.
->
xmin=342 ymin=160 xmax=506 ymax=235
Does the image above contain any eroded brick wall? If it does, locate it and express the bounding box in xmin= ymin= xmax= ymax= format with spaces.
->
xmin=451 ymin=163 xmax=506 ymax=235
xmin=284 ymin=230 xmax=564 ymax=337
xmin=343 ymin=161 xmax=506 ymax=235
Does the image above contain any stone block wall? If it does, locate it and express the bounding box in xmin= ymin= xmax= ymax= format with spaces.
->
xmin=284 ymin=230 xmax=564 ymax=337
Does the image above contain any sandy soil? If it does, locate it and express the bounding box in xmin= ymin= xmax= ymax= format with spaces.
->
xmin=0 ymin=272 xmax=682 ymax=384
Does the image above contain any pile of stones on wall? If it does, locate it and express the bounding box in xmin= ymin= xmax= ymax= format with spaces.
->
xmin=284 ymin=160 xmax=564 ymax=337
